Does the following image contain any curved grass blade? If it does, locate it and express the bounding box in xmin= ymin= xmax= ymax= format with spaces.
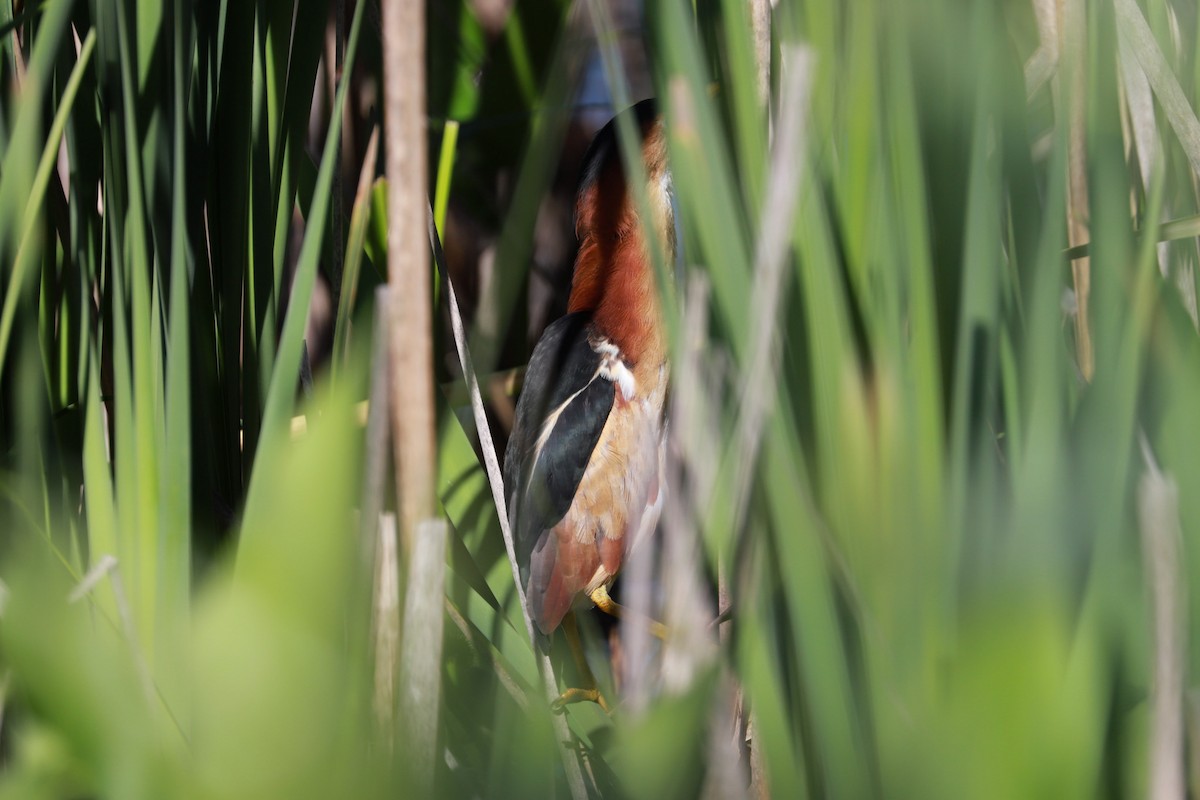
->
xmin=0 ymin=18 xmax=91 ymax=377
xmin=244 ymin=0 xmax=367 ymax=511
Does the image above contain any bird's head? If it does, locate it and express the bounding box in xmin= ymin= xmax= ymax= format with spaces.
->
xmin=573 ymin=99 xmax=674 ymax=263
xmin=568 ymin=99 xmax=674 ymax=364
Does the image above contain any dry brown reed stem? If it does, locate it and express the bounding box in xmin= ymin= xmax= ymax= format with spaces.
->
xmin=383 ymin=0 xmax=435 ymax=553
xmin=1057 ymin=0 xmax=1093 ymax=381
xmin=1138 ymin=436 xmax=1186 ymax=800
xmin=383 ymin=0 xmax=444 ymax=790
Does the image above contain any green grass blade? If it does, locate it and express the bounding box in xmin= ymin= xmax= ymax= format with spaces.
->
xmin=433 ymin=119 xmax=459 ymax=235
xmin=0 ymin=1 xmax=80 ymax=375
xmin=332 ymin=129 xmax=380 ymax=377
xmin=244 ymin=0 xmax=366 ymax=513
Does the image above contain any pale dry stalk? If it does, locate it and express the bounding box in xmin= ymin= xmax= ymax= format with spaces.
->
xmin=1057 ymin=0 xmax=1094 ymax=380
xmin=383 ymin=0 xmax=436 ymax=551
xmin=382 ymin=0 xmax=445 ymax=791
xmin=1138 ymin=438 xmax=1186 ymax=800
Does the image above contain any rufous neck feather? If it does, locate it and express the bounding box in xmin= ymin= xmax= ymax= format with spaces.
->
xmin=568 ymin=115 xmax=671 ymax=366
xmin=568 ymin=226 xmax=662 ymax=366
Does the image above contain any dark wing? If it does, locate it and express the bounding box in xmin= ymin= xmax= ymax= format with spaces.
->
xmin=504 ymin=312 xmax=616 ymax=591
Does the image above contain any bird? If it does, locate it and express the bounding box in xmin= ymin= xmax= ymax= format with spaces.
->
xmin=504 ymin=98 xmax=674 ymax=665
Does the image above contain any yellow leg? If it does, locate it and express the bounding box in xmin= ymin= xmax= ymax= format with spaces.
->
xmin=551 ymin=612 xmax=611 ymax=713
xmin=588 ymin=585 xmax=668 ymax=640
xmin=552 ymin=686 xmax=610 ymax=713
xmin=561 ymin=613 xmax=594 ymax=681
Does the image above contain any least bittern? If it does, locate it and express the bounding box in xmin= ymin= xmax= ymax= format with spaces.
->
xmin=503 ymin=99 xmax=673 ymax=709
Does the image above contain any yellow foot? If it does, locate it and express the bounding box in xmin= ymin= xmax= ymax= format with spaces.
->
xmin=552 ymin=686 xmax=611 ymax=713
xmin=588 ymin=585 xmax=669 ymax=640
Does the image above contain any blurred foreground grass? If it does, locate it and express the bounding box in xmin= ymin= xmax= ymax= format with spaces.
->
xmin=2 ymin=0 xmax=1200 ymax=797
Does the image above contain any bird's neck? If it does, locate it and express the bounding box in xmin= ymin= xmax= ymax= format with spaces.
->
xmin=567 ymin=229 xmax=666 ymax=368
